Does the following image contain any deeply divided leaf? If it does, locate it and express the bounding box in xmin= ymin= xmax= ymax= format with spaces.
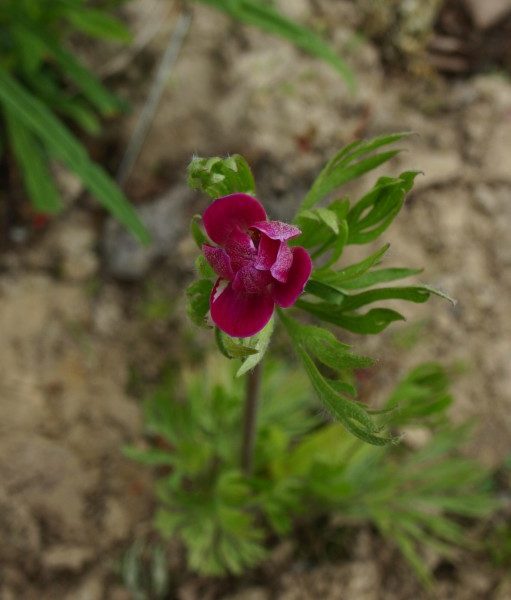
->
xmin=188 ymin=155 xmax=256 ymax=198
xmin=279 ymin=311 xmax=392 ymax=445
xmin=299 ymin=132 xmax=411 ymax=212
xmin=187 ymin=279 xmax=214 ymax=327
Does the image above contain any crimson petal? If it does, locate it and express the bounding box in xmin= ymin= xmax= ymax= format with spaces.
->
xmin=210 ymin=279 xmax=275 ymax=338
xmin=203 ymin=244 xmax=234 ymax=280
xmin=270 ymin=242 xmax=293 ymax=283
xmin=232 ymin=265 xmax=273 ymax=294
xmin=271 ymin=247 xmax=312 ymax=308
xmin=251 ymin=220 xmax=301 ymax=241
xmin=224 ymin=227 xmax=256 ymax=271
xmin=254 ymin=233 xmax=280 ymax=271
xmin=203 ymin=194 xmax=267 ymax=245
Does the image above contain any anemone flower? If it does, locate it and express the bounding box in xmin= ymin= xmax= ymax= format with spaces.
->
xmin=202 ymin=193 xmax=312 ymax=338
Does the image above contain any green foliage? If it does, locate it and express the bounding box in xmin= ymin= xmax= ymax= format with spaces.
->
xmin=127 ymin=359 xmax=497 ymax=583
xmin=127 ymin=358 xmax=319 ymax=576
xmin=186 ymin=279 xmax=213 ymax=327
xmin=281 ymin=137 xmax=455 ymax=443
xmin=0 ymin=0 xmax=148 ymax=242
xmin=188 ymin=154 xmax=256 ymax=198
xmin=194 ymin=0 xmax=355 ymax=90
xmin=298 ymin=132 xmax=411 ymax=212
xmin=188 ymin=136 xmax=453 ymax=446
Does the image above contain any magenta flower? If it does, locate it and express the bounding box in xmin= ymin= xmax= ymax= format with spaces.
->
xmin=202 ymin=193 xmax=312 ymax=338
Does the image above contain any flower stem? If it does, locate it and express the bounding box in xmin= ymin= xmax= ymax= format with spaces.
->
xmin=241 ymin=363 xmax=262 ymax=476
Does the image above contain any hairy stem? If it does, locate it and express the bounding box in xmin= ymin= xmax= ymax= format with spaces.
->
xmin=241 ymin=363 xmax=262 ymax=476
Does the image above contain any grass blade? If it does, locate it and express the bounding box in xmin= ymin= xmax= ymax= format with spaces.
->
xmin=0 ymin=68 xmax=150 ymax=243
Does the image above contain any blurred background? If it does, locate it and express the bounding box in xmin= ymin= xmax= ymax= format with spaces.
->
xmin=1 ymin=0 xmax=511 ymax=598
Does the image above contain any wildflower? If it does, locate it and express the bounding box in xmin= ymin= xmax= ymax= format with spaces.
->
xmin=202 ymin=193 xmax=312 ymax=337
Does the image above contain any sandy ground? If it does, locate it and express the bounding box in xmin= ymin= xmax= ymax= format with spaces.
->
xmin=1 ymin=1 xmax=510 ymax=598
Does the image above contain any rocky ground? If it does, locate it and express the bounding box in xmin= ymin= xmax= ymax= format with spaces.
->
xmin=1 ymin=0 xmax=511 ymax=598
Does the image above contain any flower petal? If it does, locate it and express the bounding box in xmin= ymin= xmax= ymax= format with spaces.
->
xmin=271 ymin=247 xmax=312 ymax=308
xmin=203 ymin=194 xmax=267 ymax=245
xmin=224 ymin=227 xmax=256 ymax=271
xmin=254 ymin=233 xmax=279 ymax=271
xmin=210 ymin=279 xmax=274 ymax=337
xmin=270 ymin=242 xmax=293 ymax=283
xmin=255 ymin=235 xmax=293 ymax=282
xmin=232 ymin=265 xmax=273 ymax=294
xmin=203 ymin=244 xmax=234 ymax=280
xmin=251 ymin=220 xmax=301 ymax=241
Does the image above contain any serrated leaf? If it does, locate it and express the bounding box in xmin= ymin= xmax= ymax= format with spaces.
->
xmin=296 ymin=300 xmax=406 ymax=334
xmin=279 ymin=313 xmax=374 ymax=371
xmin=236 ymin=317 xmax=274 ymax=377
xmin=0 ymin=68 xmax=150 ymax=243
xmin=188 ymin=154 xmax=256 ymax=198
xmin=196 ymin=0 xmax=355 ymax=90
xmin=279 ymin=311 xmax=390 ymax=445
xmin=296 ymin=347 xmax=393 ymax=445
xmin=299 ymin=133 xmax=411 ymax=212
xmin=187 ymin=279 xmax=213 ymax=327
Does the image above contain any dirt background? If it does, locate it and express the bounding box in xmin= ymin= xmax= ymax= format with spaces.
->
xmin=1 ymin=0 xmax=511 ymax=598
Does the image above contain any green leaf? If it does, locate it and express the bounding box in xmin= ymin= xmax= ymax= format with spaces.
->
xmin=190 ymin=214 xmax=210 ymax=249
xmin=296 ymin=301 xmax=406 ymax=334
xmin=383 ymin=363 xmax=453 ymax=426
xmin=215 ymin=328 xmax=259 ymax=359
xmin=0 ymin=68 xmax=150 ymax=243
xmin=5 ymin=110 xmax=62 ymax=213
xmin=347 ymin=171 xmax=419 ymax=245
xmin=340 ymin=267 xmax=423 ymax=290
xmin=280 ymin=314 xmax=374 ymax=371
xmin=187 ymin=279 xmax=213 ymax=327
xmin=299 ymin=133 xmax=411 ymax=212
xmin=297 ymin=348 xmax=392 ymax=445
xmin=11 ymin=25 xmax=45 ymax=73
xmin=315 ymin=207 xmax=339 ymax=234
xmin=195 ymin=254 xmax=216 ymax=279
xmin=236 ymin=317 xmax=274 ymax=377
xmin=337 ymin=285 xmax=453 ymax=312
xmin=279 ymin=311 xmax=391 ymax=445
xmin=188 ymin=154 xmax=256 ymax=198
xmin=65 ymin=8 xmax=133 ymax=42
xmin=123 ymin=446 xmax=174 ymax=466
xmin=304 ymin=279 xmax=347 ymax=305
xmin=43 ymin=37 xmax=122 ymax=115
xmin=295 ymin=206 xmax=349 ymax=268
xmin=195 ymin=0 xmax=355 ymax=90
xmin=57 ymin=100 xmax=102 ymax=135
xmin=311 ymin=244 xmax=390 ymax=295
